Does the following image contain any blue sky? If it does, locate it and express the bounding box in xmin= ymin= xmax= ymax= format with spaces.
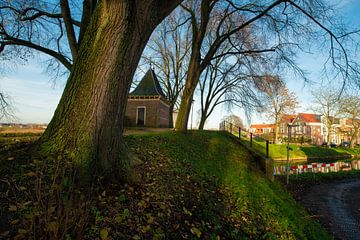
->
xmin=1 ymin=0 xmax=360 ymax=128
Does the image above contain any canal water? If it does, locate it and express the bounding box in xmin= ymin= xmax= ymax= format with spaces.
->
xmin=274 ymin=159 xmax=360 ymax=175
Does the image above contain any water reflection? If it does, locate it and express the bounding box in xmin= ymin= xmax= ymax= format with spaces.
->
xmin=274 ymin=160 xmax=360 ymax=175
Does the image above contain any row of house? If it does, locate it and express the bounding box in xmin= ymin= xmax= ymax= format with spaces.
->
xmin=250 ymin=113 xmax=360 ymax=145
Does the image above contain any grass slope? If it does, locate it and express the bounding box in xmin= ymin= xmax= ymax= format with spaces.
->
xmin=0 ymin=131 xmax=329 ymax=239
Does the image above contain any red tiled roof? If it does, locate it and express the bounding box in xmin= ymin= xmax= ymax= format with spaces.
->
xmin=281 ymin=114 xmax=296 ymax=123
xmin=250 ymin=124 xmax=275 ymax=129
xmin=297 ymin=113 xmax=321 ymax=123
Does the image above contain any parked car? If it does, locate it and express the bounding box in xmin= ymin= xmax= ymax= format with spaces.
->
xmin=321 ymin=142 xmax=337 ymax=147
xmin=340 ymin=141 xmax=350 ymax=147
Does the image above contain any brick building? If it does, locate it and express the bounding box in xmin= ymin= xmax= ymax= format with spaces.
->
xmin=125 ymin=69 xmax=170 ymax=128
xmin=291 ymin=113 xmax=323 ymax=145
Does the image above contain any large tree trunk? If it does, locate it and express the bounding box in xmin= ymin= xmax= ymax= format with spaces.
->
xmin=175 ymin=86 xmax=195 ymax=132
xmin=38 ymin=0 xmax=180 ymax=182
xmin=274 ymin=123 xmax=279 ymax=144
xmin=350 ymin=128 xmax=359 ymax=148
xmin=327 ymin=124 xmax=331 ymax=147
xmin=175 ymin=54 xmax=202 ymax=132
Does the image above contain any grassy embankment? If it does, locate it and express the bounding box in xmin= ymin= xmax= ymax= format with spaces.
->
xmin=231 ymin=132 xmax=360 ymax=160
xmin=0 ymin=131 xmax=330 ymax=239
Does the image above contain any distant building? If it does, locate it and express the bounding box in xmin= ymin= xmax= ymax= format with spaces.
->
xmin=292 ymin=113 xmax=323 ymax=145
xmin=278 ymin=114 xmax=296 ymax=139
xmin=249 ymin=112 xmax=360 ymax=145
xmin=249 ymin=124 xmax=275 ymax=135
xmin=325 ymin=118 xmax=356 ymax=145
xmin=125 ymin=69 xmax=170 ymax=128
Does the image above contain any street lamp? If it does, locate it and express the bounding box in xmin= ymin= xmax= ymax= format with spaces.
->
xmin=286 ymin=123 xmax=299 ymax=184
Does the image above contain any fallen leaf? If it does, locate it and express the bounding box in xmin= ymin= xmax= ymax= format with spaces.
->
xmin=9 ymin=205 xmax=17 ymax=212
xmin=18 ymin=229 xmax=27 ymax=235
xmin=11 ymin=219 xmax=19 ymax=224
xmin=190 ymin=227 xmax=202 ymax=238
xmin=132 ymin=235 xmax=141 ymax=240
xmin=24 ymin=172 xmax=36 ymax=177
xmin=100 ymin=228 xmax=108 ymax=240
xmin=48 ymin=206 xmax=56 ymax=214
xmin=183 ymin=207 xmax=192 ymax=216
xmin=48 ymin=221 xmax=58 ymax=233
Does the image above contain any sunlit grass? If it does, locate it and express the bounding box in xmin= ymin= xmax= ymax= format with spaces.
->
xmin=128 ymin=131 xmax=331 ymax=239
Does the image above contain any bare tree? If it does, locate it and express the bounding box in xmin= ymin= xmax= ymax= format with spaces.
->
xmin=259 ymin=75 xmax=298 ymax=144
xmin=222 ymin=114 xmax=244 ymax=129
xmin=174 ymin=0 xmax=360 ymax=132
xmin=198 ymin=54 xmax=262 ymax=130
xmin=0 ymin=0 xmax=82 ymax=71
xmin=340 ymin=95 xmax=360 ymax=148
xmin=141 ymin=8 xmax=191 ymax=127
xmin=0 ymin=91 xmax=12 ymax=120
xmin=311 ymin=87 xmax=341 ymax=146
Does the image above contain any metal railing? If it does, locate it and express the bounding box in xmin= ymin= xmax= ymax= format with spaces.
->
xmin=219 ymin=120 xmax=270 ymax=158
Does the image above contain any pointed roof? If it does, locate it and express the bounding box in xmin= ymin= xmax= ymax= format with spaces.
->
xmin=130 ymin=69 xmax=166 ymax=98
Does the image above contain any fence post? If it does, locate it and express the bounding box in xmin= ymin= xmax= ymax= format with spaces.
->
xmin=250 ymin=133 xmax=253 ymax=147
xmin=266 ymin=140 xmax=269 ymax=158
xmin=230 ymin=123 xmax=233 ymax=135
xmin=239 ymin=127 xmax=241 ymax=139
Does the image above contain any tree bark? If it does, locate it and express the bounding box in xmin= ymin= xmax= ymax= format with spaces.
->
xmin=350 ymin=128 xmax=359 ymax=148
xmin=175 ymin=45 xmax=202 ymax=132
xmin=168 ymin=104 xmax=174 ymax=128
xmin=198 ymin=114 xmax=206 ymax=130
xmin=38 ymin=0 xmax=180 ymax=182
xmin=175 ymin=66 xmax=200 ymax=132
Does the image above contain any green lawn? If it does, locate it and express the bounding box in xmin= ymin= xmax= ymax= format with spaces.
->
xmin=233 ymin=132 xmax=360 ymax=160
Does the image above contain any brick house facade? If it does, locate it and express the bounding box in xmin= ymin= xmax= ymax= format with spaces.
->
xmin=291 ymin=113 xmax=323 ymax=145
xmin=125 ymin=69 xmax=170 ymax=128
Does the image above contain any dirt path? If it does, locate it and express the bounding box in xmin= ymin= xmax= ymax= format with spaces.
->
xmin=124 ymin=128 xmax=173 ymax=135
xmin=300 ymin=179 xmax=360 ymax=240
